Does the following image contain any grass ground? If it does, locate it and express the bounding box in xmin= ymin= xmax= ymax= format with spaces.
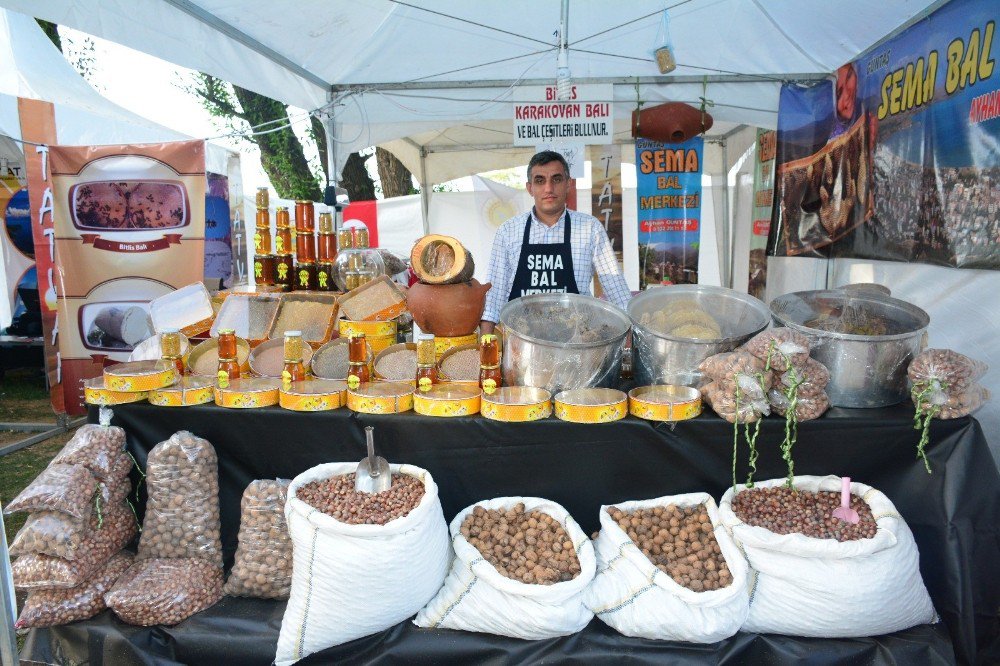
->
xmin=1 ymin=368 xmax=79 ymax=646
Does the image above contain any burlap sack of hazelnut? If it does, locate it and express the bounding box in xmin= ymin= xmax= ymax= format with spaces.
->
xmin=275 ymin=463 xmax=449 ymax=665
xmin=583 ymin=493 xmax=750 ymax=642
xmin=719 ymin=476 xmax=937 ymax=637
xmin=414 ymin=497 xmax=596 ymax=640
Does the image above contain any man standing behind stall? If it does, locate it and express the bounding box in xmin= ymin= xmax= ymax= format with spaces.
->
xmin=480 ymin=151 xmax=632 ymax=333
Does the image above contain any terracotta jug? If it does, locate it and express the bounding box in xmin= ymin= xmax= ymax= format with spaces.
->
xmin=631 ymin=101 xmax=713 ymax=144
xmin=407 ymin=279 xmax=492 ymax=337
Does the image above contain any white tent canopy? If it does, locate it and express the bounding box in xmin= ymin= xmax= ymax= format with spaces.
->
xmin=0 ymin=0 xmax=944 ymax=181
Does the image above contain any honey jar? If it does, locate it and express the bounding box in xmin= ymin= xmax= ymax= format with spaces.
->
xmin=274 ymin=254 xmax=294 ymax=291
xmin=295 ymin=231 xmax=317 ymax=263
xmin=295 ymin=200 xmax=315 ymax=232
xmin=255 ymin=187 xmax=269 ymax=208
xmin=316 ymin=261 xmax=335 ymax=292
xmin=253 ymin=254 xmax=275 ymax=285
xmin=295 ymin=261 xmax=317 ymax=291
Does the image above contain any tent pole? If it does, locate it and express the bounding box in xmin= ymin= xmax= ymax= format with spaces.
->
xmin=323 ymin=91 xmax=340 ymax=230
xmin=419 ymin=147 xmax=431 ymax=236
xmin=720 ymin=139 xmax=732 ymax=289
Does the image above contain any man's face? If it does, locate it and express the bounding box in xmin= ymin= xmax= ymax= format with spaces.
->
xmin=526 ymin=161 xmax=570 ymax=218
xmin=836 ymin=65 xmax=857 ymax=122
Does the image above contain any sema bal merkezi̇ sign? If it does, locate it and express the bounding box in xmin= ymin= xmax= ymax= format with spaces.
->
xmin=512 ymin=85 xmax=613 ymax=146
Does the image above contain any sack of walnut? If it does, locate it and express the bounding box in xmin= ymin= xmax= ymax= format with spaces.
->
xmin=414 ymin=497 xmax=596 ymax=640
xmin=909 ymin=349 xmax=990 ymax=418
xmin=767 ymin=388 xmax=829 ymax=421
xmin=583 ymin=493 xmax=749 ymax=642
xmin=136 ymin=431 xmax=222 ymax=566
xmin=275 ymin=463 xmax=449 ymax=665
xmin=719 ymin=476 xmax=936 ymax=637
xmin=105 ymin=557 xmax=223 ymax=626
xmin=50 ymin=409 xmax=128 ymax=483
xmin=15 ymin=551 xmax=133 ymax=629
xmin=224 ymin=479 xmax=292 ymax=599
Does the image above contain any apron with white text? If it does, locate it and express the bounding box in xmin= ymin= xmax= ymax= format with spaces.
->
xmin=507 ymin=211 xmax=579 ymax=301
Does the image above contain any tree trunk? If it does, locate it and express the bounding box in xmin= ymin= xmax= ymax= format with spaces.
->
xmin=37 ymin=20 xmax=61 ymax=50
xmin=309 ymin=116 xmax=329 ymax=187
xmin=232 ymin=85 xmax=321 ymax=201
xmin=341 ymin=152 xmax=376 ymax=202
xmin=376 ymin=148 xmax=414 ymax=198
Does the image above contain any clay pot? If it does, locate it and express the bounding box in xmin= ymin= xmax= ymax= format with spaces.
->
xmin=407 ymin=279 xmax=491 ymax=337
xmin=632 ymin=102 xmax=713 ymax=144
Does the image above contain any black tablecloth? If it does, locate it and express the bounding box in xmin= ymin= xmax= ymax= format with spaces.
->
xmin=20 ymin=403 xmax=1000 ymax=665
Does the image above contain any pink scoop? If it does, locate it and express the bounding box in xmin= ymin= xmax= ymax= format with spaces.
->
xmin=832 ymin=476 xmax=860 ymax=524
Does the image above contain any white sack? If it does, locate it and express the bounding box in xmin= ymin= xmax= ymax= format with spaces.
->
xmin=275 ymin=463 xmax=450 ymax=665
xmin=414 ymin=496 xmax=596 ymax=640
xmin=584 ymin=493 xmax=750 ymax=642
xmin=719 ymin=475 xmax=937 ymax=638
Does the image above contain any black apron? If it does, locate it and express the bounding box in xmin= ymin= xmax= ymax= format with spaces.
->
xmin=507 ymin=210 xmax=579 ymax=301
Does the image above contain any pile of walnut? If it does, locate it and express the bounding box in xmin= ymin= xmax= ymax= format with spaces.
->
xmin=700 ymin=329 xmax=831 ymax=423
xmin=460 ymin=503 xmax=581 ymax=585
xmin=605 ymin=505 xmax=732 ymax=592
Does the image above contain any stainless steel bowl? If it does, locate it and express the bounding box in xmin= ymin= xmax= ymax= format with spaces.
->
xmin=628 ymin=285 xmax=770 ymax=386
xmin=770 ymin=290 xmax=929 ymax=408
xmin=499 ymin=293 xmax=631 ymax=394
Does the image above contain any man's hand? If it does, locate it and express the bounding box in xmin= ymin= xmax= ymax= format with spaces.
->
xmin=480 ymin=320 xmax=495 ymax=335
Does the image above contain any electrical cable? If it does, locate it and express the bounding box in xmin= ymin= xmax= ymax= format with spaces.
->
xmin=385 ymin=0 xmax=554 ymax=48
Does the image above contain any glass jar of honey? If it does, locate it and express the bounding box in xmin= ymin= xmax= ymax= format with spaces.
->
xmin=479 ymin=334 xmax=501 ymax=394
xmin=275 ymin=206 xmax=291 ymax=229
xmin=253 ymin=254 xmax=275 ymax=285
xmin=274 ymin=254 xmax=293 ymax=291
xmin=315 ymin=262 xmax=335 ymax=291
xmin=255 ymin=187 xmax=269 ymax=209
xmin=347 ymin=333 xmax=370 ymax=387
xmin=295 ymin=231 xmax=317 ymax=263
xmin=295 ymin=200 xmax=315 ymax=232
xmin=295 ymin=261 xmax=316 ymax=291
xmin=282 ymin=331 xmax=307 ymax=383
xmin=160 ymin=329 xmax=184 ymax=377
xmin=253 ymin=227 xmax=272 ymax=255
xmin=337 ymin=228 xmax=354 ymax=251
xmin=415 ymin=334 xmax=438 ymax=391
xmin=256 ymin=208 xmax=270 ymax=229
xmin=217 ymin=328 xmax=240 ymax=380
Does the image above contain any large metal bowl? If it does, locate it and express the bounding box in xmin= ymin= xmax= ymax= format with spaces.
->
xmin=628 ymin=285 xmax=770 ymax=386
xmin=499 ymin=293 xmax=630 ymax=394
xmin=770 ymin=290 xmax=929 ymax=408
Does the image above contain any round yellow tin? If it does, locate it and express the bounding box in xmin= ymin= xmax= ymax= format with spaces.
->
xmin=279 ymin=379 xmax=348 ymax=411
xmin=84 ymin=377 xmax=148 ymax=405
xmin=103 ymin=360 xmax=177 ymax=392
xmin=434 ymin=333 xmax=478 ymax=361
xmin=628 ymin=385 xmax=702 ymax=421
xmin=214 ymin=377 xmax=281 ymax=408
xmin=148 ymin=376 xmax=216 ymax=407
xmin=413 ymin=383 xmax=481 ymax=417
xmin=554 ymin=388 xmax=628 ymax=423
xmin=347 ymin=381 xmax=413 ymax=414
xmin=480 ymin=386 xmax=552 ymax=422
xmin=338 ymin=319 xmax=397 ymax=338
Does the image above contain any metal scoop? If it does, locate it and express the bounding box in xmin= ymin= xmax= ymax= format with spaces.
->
xmin=355 ymin=426 xmax=391 ymax=493
xmin=832 ymin=476 xmax=860 ymax=524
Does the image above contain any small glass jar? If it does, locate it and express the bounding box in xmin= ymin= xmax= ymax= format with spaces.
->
xmin=315 ymin=262 xmax=335 ymax=291
xmin=295 ymin=200 xmax=315 ymax=232
xmin=415 ymin=334 xmax=438 ymax=391
xmin=274 ymin=228 xmax=292 ymax=255
xmin=255 ymin=187 xmax=269 ymax=209
xmin=295 ymin=261 xmax=316 ymax=291
xmin=253 ymin=254 xmax=275 ymax=285
xmin=354 ymin=227 xmax=370 ymax=248
xmin=218 ymin=328 xmax=238 ymax=359
xmin=256 ymin=208 xmax=270 ymax=229
xmin=275 ymin=206 xmax=291 ymax=229
xmin=317 ymin=233 xmax=336 ymax=262
xmin=282 ymin=331 xmax=307 ymax=382
xmin=479 ymin=334 xmax=502 ymax=393
xmin=337 ymin=228 xmax=354 ymax=251
xmin=274 ymin=254 xmax=293 ymax=290
xmin=160 ymin=329 xmax=184 ymax=377
xmin=295 ymin=231 xmax=317 ymax=263
xmin=318 ymin=212 xmax=334 ymax=234
xmin=253 ymin=227 xmax=272 ymax=255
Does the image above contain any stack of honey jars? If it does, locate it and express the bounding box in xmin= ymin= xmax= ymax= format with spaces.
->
xmin=316 ymin=212 xmax=336 ymax=292
xmin=253 ymin=187 xmax=275 ymax=285
xmin=274 ymin=206 xmax=294 ymax=291
xmin=294 ymin=200 xmax=317 ymax=291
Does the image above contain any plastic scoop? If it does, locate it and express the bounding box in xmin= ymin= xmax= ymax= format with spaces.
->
xmin=831 ymin=476 xmax=859 ymax=524
xmin=355 ymin=426 xmax=391 ymax=494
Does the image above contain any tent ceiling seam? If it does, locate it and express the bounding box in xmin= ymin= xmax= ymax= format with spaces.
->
xmin=750 ymin=0 xmax=828 ymax=72
xmin=160 ymin=0 xmax=330 ymax=90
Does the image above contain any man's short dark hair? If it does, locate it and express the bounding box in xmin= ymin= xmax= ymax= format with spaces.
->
xmin=528 ymin=151 xmax=570 ymax=178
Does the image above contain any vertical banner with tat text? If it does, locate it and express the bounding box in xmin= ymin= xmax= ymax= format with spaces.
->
xmin=49 ymin=140 xmax=206 ymax=414
xmin=590 ymin=144 xmax=623 ymax=261
xmin=748 ymin=129 xmax=776 ymax=299
xmin=635 ymin=137 xmax=703 ymax=289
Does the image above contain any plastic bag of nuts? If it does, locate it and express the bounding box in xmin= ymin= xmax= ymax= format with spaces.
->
xmin=415 ymin=497 xmax=596 ymax=640
xmin=742 ymin=328 xmax=810 ymax=371
xmin=224 ymin=479 xmax=293 ymax=600
xmin=698 ymin=351 xmax=766 ymax=383
xmin=767 ymin=388 xmax=830 ymax=421
xmin=11 ymin=500 xmax=138 ymax=590
xmin=50 ymin=413 xmax=127 ymax=483
xmin=276 ymin=463 xmax=449 ymax=665
xmin=14 ymin=551 xmax=134 ymax=629
xmin=701 ymin=381 xmax=768 ymax=424
xmin=104 ymin=557 xmax=224 ymax=626
xmin=583 ymin=493 xmax=749 ymax=642
xmin=4 ymin=463 xmax=100 ymax=521
xmin=908 ymin=348 xmax=988 ymax=394
xmin=919 ymin=384 xmax=990 ymax=420
xmin=719 ymin=476 xmax=937 ymax=637
xmin=775 ymin=358 xmax=830 ymax=398
xmin=9 ymin=478 xmax=132 ymax=560
xmin=136 ymin=431 xmax=222 ymax=567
